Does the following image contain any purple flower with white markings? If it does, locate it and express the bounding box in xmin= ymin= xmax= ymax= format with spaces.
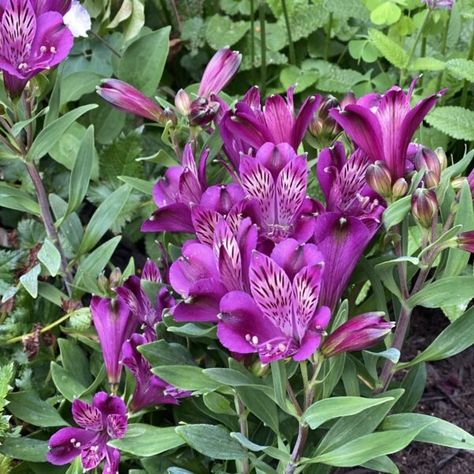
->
xmin=47 ymin=392 xmax=127 ymax=473
xmin=330 ymin=81 xmax=445 ymax=180
xmin=121 ymin=333 xmax=190 ymax=412
xmin=217 ymin=239 xmax=331 ymax=363
xmin=0 ymin=0 xmax=74 ymax=95
xmin=220 ymin=86 xmax=320 ymax=169
xmin=115 ymin=259 xmax=175 ymax=341
xmin=169 ymin=217 xmax=257 ymax=322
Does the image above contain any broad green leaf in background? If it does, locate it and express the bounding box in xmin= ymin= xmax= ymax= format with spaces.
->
xmin=118 ymin=176 xmax=153 ymax=195
xmin=205 ymin=15 xmax=249 ymax=50
xmin=38 ymin=239 xmax=61 ymax=276
xmin=393 ymin=363 xmax=427 ymax=413
xmin=382 ymin=195 xmax=411 ymax=229
xmin=446 ymin=58 xmax=474 ymax=82
xmin=370 ymin=2 xmax=402 ymax=26
xmin=426 ymin=106 xmax=474 ymax=141
xmin=139 ymin=340 xmax=195 ymax=367
xmin=60 ymin=72 xmax=102 ymax=105
xmin=0 ymin=438 xmax=48 ymax=462
xmin=236 ymin=386 xmax=280 ymax=433
xmin=152 ymin=365 xmax=221 ymax=392
xmin=50 ymin=362 xmax=88 ymax=402
xmin=368 ymin=29 xmax=408 ymax=69
xmin=0 ymin=183 xmax=40 ymax=215
xmin=58 ymin=338 xmax=92 ymax=388
xmin=118 ymin=26 xmax=170 ymax=95
xmin=19 ymin=264 xmax=41 ymax=298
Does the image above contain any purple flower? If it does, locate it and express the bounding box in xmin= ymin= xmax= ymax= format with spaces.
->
xmin=169 ymin=217 xmax=257 ymax=322
xmin=220 ymin=86 xmax=320 ymax=169
xmin=97 ymin=79 xmax=171 ymax=123
xmin=122 ymin=334 xmax=190 ymax=412
xmin=330 ymin=82 xmax=445 ymax=180
xmin=217 ymin=240 xmax=331 ymax=363
xmin=141 ymin=144 xmax=209 ymax=233
xmin=239 ymin=142 xmax=317 ymax=244
xmin=411 ymin=187 xmax=438 ymax=228
xmin=47 ymin=392 xmax=127 ymax=472
xmin=457 ymin=230 xmax=474 ymax=253
xmin=314 ymin=142 xmax=384 ymax=310
xmin=321 ymin=313 xmax=394 ymax=357
xmin=0 ymin=0 xmax=74 ymax=96
xmin=422 ymin=0 xmax=454 ymax=9
xmin=115 ymin=260 xmax=175 ymax=341
xmin=90 ymin=296 xmax=138 ymax=386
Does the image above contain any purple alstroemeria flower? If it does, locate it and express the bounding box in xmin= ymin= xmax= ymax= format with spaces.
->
xmin=122 ymin=333 xmax=190 ymax=412
xmin=90 ymin=296 xmax=138 ymax=386
xmin=422 ymin=0 xmax=454 ymax=9
xmin=0 ymin=0 xmax=74 ymax=96
xmin=330 ymin=82 xmax=445 ymax=180
xmin=314 ymin=142 xmax=384 ymax=311
xmin=169 ymin=217 xmax=257 ymax=322
xmin=115 ymin=260 xmax=175 ymax=341
xmin=217 ymin=240 xmax=331 ymax=363
xmin=97 ymin=79 xmax=172 ymax=123
xmin=176 ymin=48 xmax=241 ymax=126
xmin=220 ymin=86 xmax=321 ymax=169
xmin=141 ymin=144 xmax=209 ymax=233
xmin=47 ymin=392 xmax=127 ymax=472
xmin=239 ymin=142 xmax=317 ymax=244
xmin=321 ymin=313 xmax=394 ymax=358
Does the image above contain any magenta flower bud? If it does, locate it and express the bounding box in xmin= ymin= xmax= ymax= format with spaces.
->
xmin=422 ymin=0 xmax=454 ymax=9
xmin=198 ymin=48 xmax=242 ymax=98
xmin=97 ymin=79 xmax=170 ymax=123
xmin=366 ymin=161 xmax=392 ymax=198
xmin=414 ymin=146 xmax=441 ymax=188
xmin=90 ymin=296 xmax=138 ymax=386
xmin=321 ymin=313 xmax=394 ymax=358
xmin=468 ymin=170 xmax=474 ymax=198
xmin=411 ymin=188 xmax=438 ymax=228
xmin=309 ymin=96 xmax=340 ymax=142
xmin=392 ymin=178 xmax=408 ymax=200
xmin=189 ymin=97 xmax=220 ymax=126
xmin=339 ymin=92 xmax=356 ymax=110
xmin=457 ymin=231 xmax=474 ymax=253
xmin=175 ymin=88 xmax=192 ymax=116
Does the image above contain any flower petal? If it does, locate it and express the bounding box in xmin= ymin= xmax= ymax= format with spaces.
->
xmin=72 ymin=399 xmax=103 ymax=431
xmin=47 ymin=427 xmax=96 ymax=465
xmin=141 ymin=203 xmax=194 ymax=233
xmin=106 ymin=414 xmax=127 ymax=439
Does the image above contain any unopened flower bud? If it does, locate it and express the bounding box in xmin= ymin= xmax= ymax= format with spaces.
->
xmin=392 ymin=178 xmax=408 ymax=200
xmin=189 ymin=97 xmax=220 ymax=126
xmin=435 ymin=147 xmax=448 ymax=171
xmin=251 ymin=360 xmax=269 ymax=377
xmin=175 ymin=89 xmax=192 ymax=116
xmin=97 ymin=273 xmax=109 ymax=293
xmin=411 ymin=188 xmax=438 ymax=228
xmin=366 ymin=161 xmax=392 ymax=197
xmin=457 ymin=231 xmax=474 ymax=253
xmin=339 ymin=92 xmax=356 ymax=110
xmin=109 ymin=267 xmax=122 ymax=289
xmin=309 ymin=96 xmax=341 ymax=143
xmin=321 ymin=313 xmax=394 ymax=358
xmin=451 ymin=176 xmax=466 ymax=191
xmin=414 ymin=146 xmax=441 ymax=188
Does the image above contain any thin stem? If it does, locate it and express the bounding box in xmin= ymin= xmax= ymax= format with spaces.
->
xmin=461 ymin=26 xmax=474 ymax=108
xmin=169 ymin=0 xmax=182 ymax=33
xmin=324 ymin=13 xmax=333 ymax=61
xmin=250 ymin=0 xmax=256 ymax=77
xmin=90 ymin=31 xmax=122 ymax=59
xmin=25 ymin=161 xmax=73 ymax=296
xmin=436 ymin=9 xmax=451 ymax=91
xmin=281 ymin=0 xmax=296 ymax=65
xmin=235 ymin=395 xmax=249 ymax=474
xmin=400 ymin=9 xmax=431 ymax=86
xmin=259 ymin=1 xmax=267 ymax=96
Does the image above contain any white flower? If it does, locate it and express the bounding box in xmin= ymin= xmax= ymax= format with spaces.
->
xmin=64 ymin=0 xmax=91 ymax=38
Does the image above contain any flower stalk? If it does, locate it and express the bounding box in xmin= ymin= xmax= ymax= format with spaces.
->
xmin=281 ymin=0 xmax=296 ymax=65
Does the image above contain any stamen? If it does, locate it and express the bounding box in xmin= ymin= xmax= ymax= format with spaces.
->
xmin=251 ymin=335 xmax=259 ymax=345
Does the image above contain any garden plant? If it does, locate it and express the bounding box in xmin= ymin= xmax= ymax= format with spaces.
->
xmin=0 ymin=0 xmax=474 ymax=473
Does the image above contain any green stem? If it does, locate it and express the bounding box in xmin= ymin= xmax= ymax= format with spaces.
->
xmin=324 ymin=13 xmax=333 ymax=61
xmin=235 ymin=395 xmax=250 ymax=474
xmin=461 ymin=26 xmax=474 ymax=108
xmin=435 ymin=9 xmax=451 ymax=91
xmin=401 ymin=9 xmax=431 ymax=86
xmin=259 ymin=0 xmax=267 ymax=96
xmin=281 ymin=0 xmax=296 ymax=65
xmin=250 ymin=0 xmax=256 ymax=76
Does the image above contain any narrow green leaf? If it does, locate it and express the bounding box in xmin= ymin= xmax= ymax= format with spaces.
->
xmin=118 ymin=176 xmax=153 ymax=195
xmin=139 ymin=340 xmax=194 ymax=367
xmin=38 ymin=239 xmax=61 ymax=276
xmin=393 ymin=363 xmax=427 ymax=413
xmin=19 ymin=264 xmax=41 ymax=298
xmin=0 ymin=183 xmax=40 ymax=215
xmin=236 ymin=386 xmax=280 ymax=433
xmin=152 ymin=365 xmax=221 ymax=392
xmin=0 ymin=437 xmax=48 ymax=462
xmin=382 ymin=195 xmax=411 ymax=230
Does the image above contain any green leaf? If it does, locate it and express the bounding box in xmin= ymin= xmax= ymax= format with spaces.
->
xmin=280 ymin=66 xmax=318 ymax=93
xmin=7 ymin=391 xmax=66 ymax=427
xmin=398 ymin=306 xmax=474 ymax=368
xmin=237 ymin=386 xmax=280 ymax=433
xmin=101 ymin=133 xmax=143 ymax=182
xmin=383 ymin=195 xmax=411 ymax=230
xmin=383 ymin=413 xmax=474 ymax=450
xmin=118 ymin=27 xmax=170 ymax=95
xmin=203 ymin=392 xmax=235 ymax=415
xmin=0 ymin=437 xmax=48 ymax=462
xmin=0 ymin=183 xmax=40 ymax=215
xmin=58 ymin=338 xmax=92 ymax=388
xmin=27 ymin=104 xmax=97 ymax=161
xmin=409 ymin=57 xmax=445 ymax=71
xmin=139 ymin=340 xmax=194 ymax=367
xmin=66 ymin=126 xmax=95 ymax=216
xmin=11 ymin=107 xmax=48 ymax=137
xmin=205 ymin=15 xmax=249 ymax=50
xmin=303 ymin=396 xmax=395 ymax=430
xmin=109 ymin=424 xmax=184 ymax=456
xmin=152 ymin=365 xmax=221 ymax=392
xmin=60 ymin=72 xmax=102 ymax=104
xmin=446 ymin=58 xmax=474 ymax=82
xmin=38 ymin=239 xmax=61 ymax=277
xmin=370 ymin=2 xmax=401 ymax=26
xmin=19 ymin=264 xmax=41 ymax=298
xmin=118 ymin=176 xmax=153 ymax=195
xmin=406 ymin=276 xmax=474 ymax=309
xmin=368 ymin=29 xmax=408 ymax=68
xmin=176 ymin=424 xmax=246 ymax=460
xmin=309 ymin=425 xmax=433 ymax=467
xmin=393 ymin=363 xmax=427 ymax=413
xmin=426 ymin=106 xmax=474 ymax=141
xmin=50 ymin=362 xmax=87 ymax=402
xmin=78 ymin=185 xmax=131 ymax=255
xmin=362 ymin=455 xmax=399 ymax=474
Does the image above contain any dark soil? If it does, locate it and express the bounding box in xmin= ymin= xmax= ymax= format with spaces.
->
xmin=392 ymin=309 xmax=474 ymax=473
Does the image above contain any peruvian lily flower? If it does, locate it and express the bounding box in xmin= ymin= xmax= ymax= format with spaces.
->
xmin=0 ymin=0 xmax=74 ymax=96
xmin=321 ymin=313 xmax=394 ymax=358
xmin=90 ymin=296 xmax=138 ymax=386
xmin=122 ymin=334 xmax=190 ymax=412
xmin=239 ymin=142 xmax=317 ymax=244
xmin=141 ymin=144 xmax=209 ymax=233
xmin=314 ymin=142 xmax=384 ymax=310
xmin=97 ymin=79 xmax=173 ymax=124
xmin=422 ymin=0 xmax=454 ymax=9
xmin=176 ymin=48 xmax=241 ymax=126
xmin=217 ymin=240 xmax=331 ymax=363
xmin=330 ymin=82 xmax=445 ymax=180
xmin=169 ymin=217 xmax=257 ymax=322
xmin=47 ymin=392 xmax=127 ymax=472
xmin=220 ymin=86 xmax=321 ymax=169
xmin=115 ymin=259 xmax=175 ymax=342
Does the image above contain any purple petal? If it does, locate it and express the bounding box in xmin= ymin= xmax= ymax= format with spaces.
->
xmin=141 ymin=203 xmax=194 ymax=233
xmin=92 ymin=392 xmax=127 ymax=418
xmin=72 ymin=399 xmax=103 ymax=431
xmin=106 ymin=414 xmax=127 ymax=439
xmin=191 ymin=205 xmax=221 ymax=246
xmin=104 ymin=447 xmax=121 ymax=474
xmin=317 ymin=142 xmax=347 ymax=202
xmin=47 ymin=427 xmax=96 ymax=465
xmin=152 ymin=167 xmax=182 ymax=207
xmin=262 ymin=94 xmax=295 ymax=144
xmin=142 ymin=259 xmax=161 ymax=282
xmin=293 ymin=331 xmax=322 ymax=362
xmin=291 ymin=94 xmax=321 ymax=149
xmin=81 ymin=441 xmax=106 ymax=471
